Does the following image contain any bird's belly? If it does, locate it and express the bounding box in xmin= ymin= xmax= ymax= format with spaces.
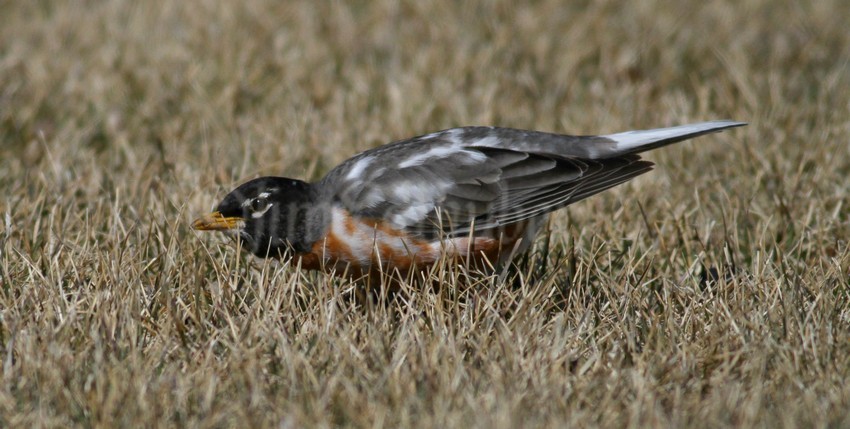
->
xmin=295 ymin=207 xmax=544 ymax=274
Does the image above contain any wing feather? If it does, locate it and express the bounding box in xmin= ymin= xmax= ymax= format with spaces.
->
xmin=318 ymin=124 xmax=733 ymax=237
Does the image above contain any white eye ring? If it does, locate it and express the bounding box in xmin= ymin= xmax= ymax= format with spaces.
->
xmin=249 ymin=198 xmax=272 ymax=218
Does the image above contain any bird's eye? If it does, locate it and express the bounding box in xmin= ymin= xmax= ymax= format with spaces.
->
xmin=250 ymin=197 xmax=269 ymax=213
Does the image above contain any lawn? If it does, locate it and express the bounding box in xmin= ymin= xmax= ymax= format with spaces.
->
xmin=1 ymin=0 xmax=848 ymax=427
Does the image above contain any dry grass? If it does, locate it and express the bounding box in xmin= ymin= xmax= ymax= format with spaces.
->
xmin=2 ymin=0 xmax=849 ymax=427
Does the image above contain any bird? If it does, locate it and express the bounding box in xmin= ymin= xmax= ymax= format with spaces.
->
xmin=192 ymin=120 xmax=745 ymax=276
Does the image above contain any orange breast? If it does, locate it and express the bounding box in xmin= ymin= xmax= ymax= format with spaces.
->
xmin=295 ymin=207 xmax=539 ymax=275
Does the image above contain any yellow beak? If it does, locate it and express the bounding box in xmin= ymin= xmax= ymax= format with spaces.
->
xmin=191 ymin=211 xmax=242 ymax=231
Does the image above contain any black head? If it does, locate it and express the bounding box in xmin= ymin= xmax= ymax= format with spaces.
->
xmin=192 ymin=177 xmax=322 ymax=258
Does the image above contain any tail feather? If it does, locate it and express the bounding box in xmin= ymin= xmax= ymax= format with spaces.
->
xmin=601 ymin=120 xmax=746 ymax=156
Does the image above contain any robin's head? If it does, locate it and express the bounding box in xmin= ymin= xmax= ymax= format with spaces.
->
xmin=192 ymin=177 xmax=319 ymax=258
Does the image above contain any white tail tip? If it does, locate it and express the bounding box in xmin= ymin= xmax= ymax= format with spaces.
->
xmin=604 ymin=120 xmax=747 ymax=153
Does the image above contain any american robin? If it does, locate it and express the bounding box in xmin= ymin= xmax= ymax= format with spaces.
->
xmin=192 ymin=121 xmax=745 ymax=275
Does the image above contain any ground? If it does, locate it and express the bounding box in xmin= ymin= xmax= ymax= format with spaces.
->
xmin=1 ymin=1 xmax=849 ymax=427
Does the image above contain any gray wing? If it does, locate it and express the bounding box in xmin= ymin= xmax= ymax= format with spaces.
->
xmin=318 ymin=122 xmax=743 ymax=237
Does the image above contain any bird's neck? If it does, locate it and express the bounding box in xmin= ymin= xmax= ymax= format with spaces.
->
xmin=282 ymin=182 xmax=332 ymax=254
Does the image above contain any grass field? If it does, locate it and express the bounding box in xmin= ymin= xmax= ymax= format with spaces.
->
xmin=2 ymin=0 xmax=849 ymax=427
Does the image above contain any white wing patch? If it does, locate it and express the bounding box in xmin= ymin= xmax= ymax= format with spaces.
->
xmin=398 ymin=145 xmax=460 ymax=168
xmin=469 ymin=135 xmax=502 ymax=148
xmin=390 ymin=203 xmax=434 ymax=228
xmin=458 ymin=149 xmax=488 ymax=164
xmin=355 ymin=188 xmax=386 ymax=208
xmin=345 ymin=155 xmax=375 ymax=180
xmin=397 ymin=146 xmax=488 ymax=169
xmin=390 ymin=181 xmax=438 ymax=200
xmin=386 ymin=180 xmax=452 ymax=227
xmin=419 ymin=131 xmax=446 ymax=140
